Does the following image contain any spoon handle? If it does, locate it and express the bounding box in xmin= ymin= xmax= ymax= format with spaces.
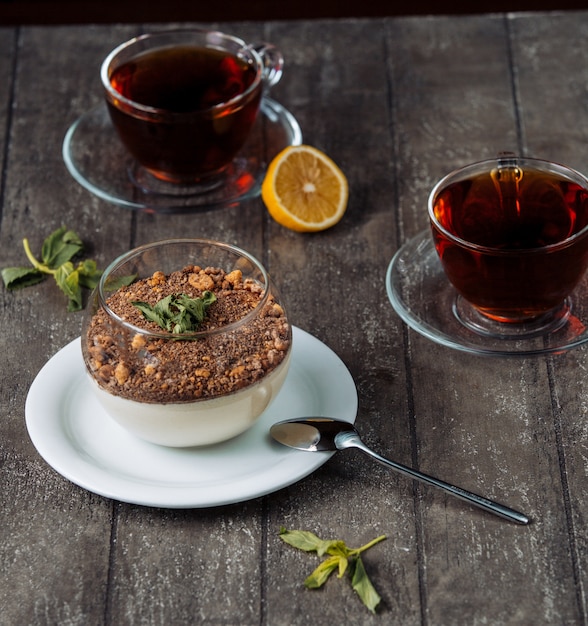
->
xmin=336 ymin=432 xmax=530 ymax=525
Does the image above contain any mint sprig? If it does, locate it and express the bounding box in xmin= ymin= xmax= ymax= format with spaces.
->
xmin=132 ymin=291 xmax=216 ymax=334
xmin=1 ymin=226 xmax=112 ymax=311
xmin=279 ymin=527 xmax=386 ymax=613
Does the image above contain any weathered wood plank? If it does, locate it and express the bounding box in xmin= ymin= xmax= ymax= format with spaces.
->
xmin=0 ymin=29 xmax=15 ymax=173
xmin=105 ymin=22 xmax=274 ymax=626
xmin=0 ymin=25 xmax=146 ymax=625
xmin=511 ymin=10 xmax=588 ymax=620
xmin=261 ymin=19 xmax=420 ymax=624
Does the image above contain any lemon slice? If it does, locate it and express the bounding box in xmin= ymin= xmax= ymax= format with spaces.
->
xmin=261 ymin=145 xmax=348 ymax=232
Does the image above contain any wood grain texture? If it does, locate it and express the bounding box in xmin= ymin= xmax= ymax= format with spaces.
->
xmin=1 ymin=14 xmax=588 ymax=625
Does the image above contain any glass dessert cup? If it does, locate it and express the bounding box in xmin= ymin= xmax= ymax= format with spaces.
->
xmin=428 ymin=155 xmax=588 ymax=340
xmin=81 ymin=239 xmax=292 ymax=447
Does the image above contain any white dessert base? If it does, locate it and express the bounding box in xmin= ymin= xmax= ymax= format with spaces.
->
xmin=89 ymin=351 xmax=292 ymax=447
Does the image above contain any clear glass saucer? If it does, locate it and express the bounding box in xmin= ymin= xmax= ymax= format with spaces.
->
xmin=386 ymin=230 xmax=588 ymax=357
xmin=62 ymin=98 xmax=302 ymax=214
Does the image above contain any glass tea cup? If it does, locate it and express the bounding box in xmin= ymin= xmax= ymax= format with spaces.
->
xmin=428 ymin=155 xmax=588 ymax=337
xmin=100 ymin=29 xmax=284 ymax=186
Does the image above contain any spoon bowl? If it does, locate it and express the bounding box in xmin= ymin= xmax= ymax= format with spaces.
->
xmin=270 ymin=417 xmax=354 ymax=451
xmin=270 ymin=417 xmax=530 ymax=525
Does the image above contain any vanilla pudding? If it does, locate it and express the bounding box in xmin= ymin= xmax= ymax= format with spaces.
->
xmin=88 ymin=351 xmax=291 ymax=446
xmin=82 ymin=240 xmax=291 ymax=447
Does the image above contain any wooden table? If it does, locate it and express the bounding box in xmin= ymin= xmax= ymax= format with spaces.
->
xmin=2 ymin=12 xmax=588 ymax=625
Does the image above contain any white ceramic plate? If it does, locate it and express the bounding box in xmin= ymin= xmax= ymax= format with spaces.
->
xmin=25 ymin=326 xmax=357 ymax=508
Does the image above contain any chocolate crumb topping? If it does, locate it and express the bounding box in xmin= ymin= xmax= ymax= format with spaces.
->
xmin=85 ymin=265 xmax=291 ymax=403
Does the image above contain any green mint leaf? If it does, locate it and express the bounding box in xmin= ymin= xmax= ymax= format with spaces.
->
xmin=54 ymin=262 xmax=83 ymax=312
xmin=66 ymin=277 xmax=83 ymax=311
xmin=132 ymin=300 xmax=168 ymax=329
xmin=2 ymin=226 xmax=124 ymax=311
xmin=350 ymin=557 xmax=382 ymax=614
xmin=41 ymin=226 xmax=83 ymax=269
xmin=337 ymin=555 xmax=349 ymax=578
xmin=304 ymin=556 xmax=341 ymax=589
xmin=279 ymin=529 xmax=325 ymax=552
xmin=172 ymin=305 xmax=192 ymax=334
xmin=77 ymin=259 xmax=102 ymax=290
xmin=177 ymin=291 xmax=216 ymax=324
xmin=323 ymin=540 xmax=350 ymax=558
xmin=154 ymin=294 xmax=176 ymax=331
xmin=1 ymin=267 xmax=45 ymax=290
xmin=279 ymin=529 xmax=348 ymax=558
xmin=132 ymin=292 xmax=216 ymax=334
xmin=280 ymin=528 xmax=386 ymax=613
xmin=103 ymin=274 xmax=136 ymax=292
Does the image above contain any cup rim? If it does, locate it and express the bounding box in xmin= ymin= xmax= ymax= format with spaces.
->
xmin=427 ymin=156 xmax=588 ymax=255
xmin=97 ymin=238 xmax=272 ymax=339
xmin=100 ymin=28 xmax=264 ymax=118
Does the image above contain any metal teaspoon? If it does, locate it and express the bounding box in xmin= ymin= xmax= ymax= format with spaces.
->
xmin=270 ymin=418 xmax=530 ymax=525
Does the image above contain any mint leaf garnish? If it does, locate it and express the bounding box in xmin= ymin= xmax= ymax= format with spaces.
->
xmin=351 ymin=556 xmax=382 ymax=614
xmin=41 ymin=227 xmax=83 ymax=268
xmin=1 ymin=266 xmax=45 ymax=289
xmin=1 ymin=226 xmax=134 ymax=311
xmin=132 ymin=291 xmax=216 ymax=334
xmin=279 ymin=527 xmax=386 ymax=613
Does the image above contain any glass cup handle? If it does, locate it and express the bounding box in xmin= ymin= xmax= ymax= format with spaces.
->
xmin=250 ymin=43 xmax=284 ymax=88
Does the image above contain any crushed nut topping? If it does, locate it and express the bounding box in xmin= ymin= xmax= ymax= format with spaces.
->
xmin=85 ymin=265 xmax=291 ymax=403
